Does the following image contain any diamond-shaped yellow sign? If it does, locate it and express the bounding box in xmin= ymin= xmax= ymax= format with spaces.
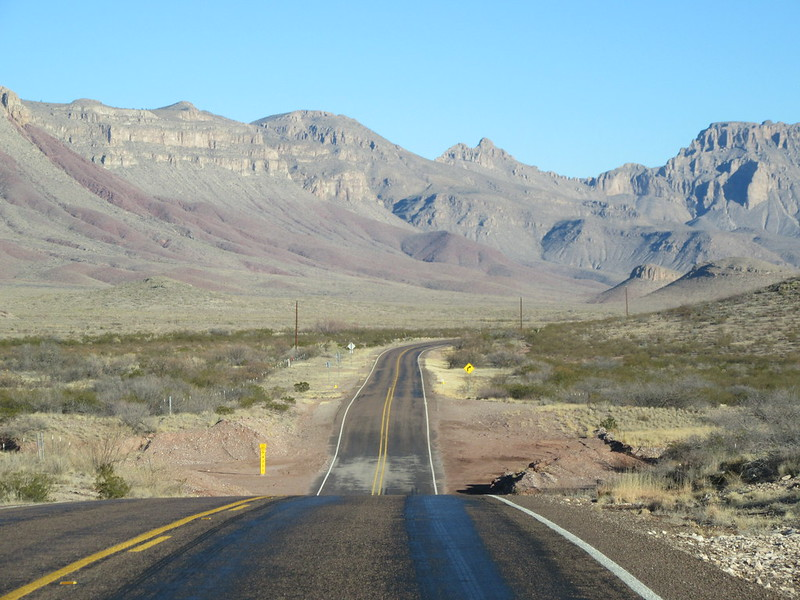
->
xmin=463 ymin=363 xmax=474 ymax=374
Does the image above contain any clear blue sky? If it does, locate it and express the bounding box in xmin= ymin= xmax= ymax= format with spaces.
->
xmin=2 ymin=0 xmax=798 ymax=178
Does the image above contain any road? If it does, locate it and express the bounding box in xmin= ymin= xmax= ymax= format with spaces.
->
xmin=315 ymin=341 xmax=442 ymax=496
xmin=0 ymin=495 xmax=780 ymax=600
xmin=0 ymin=341 xmax=783 ymax=599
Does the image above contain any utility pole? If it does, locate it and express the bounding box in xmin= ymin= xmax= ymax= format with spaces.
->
xmin=295 ymin=301 xmax=299 ymax=352
xmin=625 ymin=287 xmax=629 ymax=318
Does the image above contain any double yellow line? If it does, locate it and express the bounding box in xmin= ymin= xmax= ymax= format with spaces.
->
xmin=370 ymin=349 xmax=408 ymax=495
xmin=1 ymin=497 xmax=268 ymax=600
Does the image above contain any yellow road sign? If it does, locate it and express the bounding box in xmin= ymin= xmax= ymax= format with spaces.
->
xmin=464 ymin=363 xmax=474 ymax=374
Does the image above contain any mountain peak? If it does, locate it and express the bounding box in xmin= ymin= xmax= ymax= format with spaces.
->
xmin=157 ymin=101 xmax=198 ymax=112
xmin=687 ymin=121 xmax=800 ymax=155
xmin=152 ymin=101 xmax=213 ymax=121
xmin=437 ymin=138 xmax=513 ymax=167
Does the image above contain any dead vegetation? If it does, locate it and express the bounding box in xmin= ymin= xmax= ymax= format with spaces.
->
xmin=446 ymin=277 xmax=800 ymax=532
xmin=0 ymin=327 xmax=434 ymax=502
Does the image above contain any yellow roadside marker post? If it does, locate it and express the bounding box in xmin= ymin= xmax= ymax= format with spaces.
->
xmin=260 ymin=443 xmax=267 ymax=476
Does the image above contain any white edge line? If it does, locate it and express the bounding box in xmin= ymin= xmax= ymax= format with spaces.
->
xmin=315 ymin=347 xmax=392 ymax=495
xmin=490 ymin=495 xmax=664 ymax=600
xmin=417 ymin=347 xmax=441 ymax=495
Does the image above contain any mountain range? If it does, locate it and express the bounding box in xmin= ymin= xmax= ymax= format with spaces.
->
xmin=1 ymin=85 xmax=799 ymax=306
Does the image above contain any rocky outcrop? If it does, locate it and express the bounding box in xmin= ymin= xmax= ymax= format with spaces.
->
xmin=438 ymin=137 xmax=531 ymax=174
xmin=489 ymin=460 xmax=560 ymax=495
xmin=588 ymin=121 xmax=800 ymax=237
xmin=591 ymin=263 xmax=683 ymax=304
xmin=681 ymin=256 xmax=789 ymax=279
xmin=0 ymin=87 xmax=30 ymax=125
xmin=594 ymin=427 xmax=661 ymax=462
xmin=24 ymin=98 xmax=290 ymax=177
xmin=636 ymin=257 xmax=799 ymax=310
xmin=438 ymin=137 xmax=587 ymax=188
xmin=629 ymin=263 xmax=683 ymax=282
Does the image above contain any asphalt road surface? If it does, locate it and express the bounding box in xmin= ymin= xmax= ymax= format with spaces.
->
xmin=0 ymin=495 xmax=780 ymax=600
xmin=0 ymin=341 xmax=783 ymax=599
xmin=315 ymin=341 xmax=443 ymax=496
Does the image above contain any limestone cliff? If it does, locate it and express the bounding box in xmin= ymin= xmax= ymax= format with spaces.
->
xmin=588 ymin=122 xmax=800 ymax=237
xmin=24 ymin=98 xmax=290 ymax=178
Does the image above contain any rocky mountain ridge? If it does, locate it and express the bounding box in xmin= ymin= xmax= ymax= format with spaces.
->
xmin=589 ymin=121 xmax=800 ymax=238
xmin=3 ymin=84 xmax=800 ymax=301
xmin=0 ymin=86 xmax=586 ymax=301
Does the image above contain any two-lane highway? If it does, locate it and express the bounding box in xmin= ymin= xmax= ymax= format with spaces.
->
xmin=0 ymin=341 xmax=785 ymax=599
xmin=315 ymin=342 xmax=442 ymax=495
xmin=0 ymin=494 xmax=782 ymax=600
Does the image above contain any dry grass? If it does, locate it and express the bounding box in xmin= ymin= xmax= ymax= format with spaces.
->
xmin=0 ymin=338 xmax=398 ymax=502
xmin=433 ymin=278 xmax=800 ymax=532
xmin=0 ymin=279 xmax=606 ymax=339
xmin=0 ymin=415 xmax=140 ymax=502
xmin=423 ymin=352 xmax=507 ymax=400
xmin=597 ymin=471 xmax=693 ymax=509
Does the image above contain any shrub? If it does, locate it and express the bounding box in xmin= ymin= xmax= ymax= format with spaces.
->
xmin=227 ymin=384 xmax=270 ymax=409
xmin=61 ymin=388 xmax=102 ymax=414
xmin=505 ymin=383 xmax=544 ymax=400
xmin=486 ymin=350 xmax=526 ymax=368
xmin=94 ymin=463 xmax=131 ymax=499
xmin=293 ymin=381 xmax=310 ymax=393
xmin=599 ymin=416 xmax=618 ymax=431
xmin=106 ymin=400 xmax=151 ymax=431
xmin=0 ymin=392 xmax=32 ymax=421
xmin=0 ymin=471 xmax=55 ymax=502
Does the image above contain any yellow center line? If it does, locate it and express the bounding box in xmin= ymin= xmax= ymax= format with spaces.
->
xmin=371 ymin=349 xmax=409 ymax=495
xmin=371 ymin=383 xmax=396 ymax=495
xmin=0 ymin=496 xmax=270 ymax=600
xmin=128 ymin=535 xmax=171 ymax=553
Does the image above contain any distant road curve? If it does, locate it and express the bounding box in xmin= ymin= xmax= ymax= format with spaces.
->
xmin=315 ymin=340 xmax=446 ymax=496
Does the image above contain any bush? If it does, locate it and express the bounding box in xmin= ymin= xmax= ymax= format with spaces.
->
xmin=94 ymin=463 xmax=131 ymax=499
xmin=0 ymin=471 xmax=55 ymax=502
xmin=293 ymin=382 xmax=310 ymax=393
xmin=0 ymin=392 xmax=32 ymax=421
xmin=486 ymin=350 xmax=526 ymax=368
xmin=61 ymin=388 xmax=102 ymax=414
xmin=599 ymin=416 xmax=618 ymax=431
xmin=505 ymin=383 xmax=544 ymax=400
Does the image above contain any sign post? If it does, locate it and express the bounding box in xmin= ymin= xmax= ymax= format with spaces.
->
xmin=463 ymin=363 xmax=474 ymax=396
